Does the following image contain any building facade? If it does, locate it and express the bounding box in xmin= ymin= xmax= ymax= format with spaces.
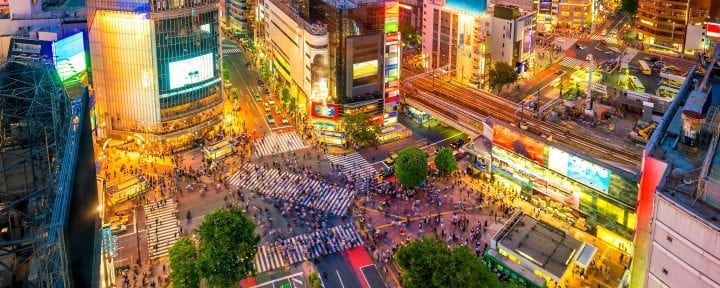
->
xmin=226 ymin=0 xmax=250 ymax=34
xmin=261 ymin=0 xmax=396 ymax=134
xmin=421 ymin=0 xmax=489 ymax=88
xmin=490 ymin=4 xmax=534 ymax=73
xmin=89 ymin=0 xmax=223 ymax=152
xmin=534 ymin=0 xmax=592 ymax=32
xmin=636 ymin=0 xmax=710 ymax=53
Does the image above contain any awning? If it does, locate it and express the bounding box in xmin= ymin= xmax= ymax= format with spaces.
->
xmin=575 ymin=243 xmax=598 ymax=269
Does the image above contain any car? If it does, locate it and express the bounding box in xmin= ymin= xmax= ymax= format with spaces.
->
xmin=264 ymin=88 xmax=270 ymax=95
xmin=281 ymin=117 xmax=289 ymax=124
xmin=263 ymin=103 xmax=270 ymax=112
xmin=267 ymin=97 xmax=275 ymax=105
xmin=654 ymin=61 xmax=665 ymax=69
xmin=450 ymin=139 xmax=464 ymax=149
xmin=273 ymin=105 xmax=281 ymax=114
xmin=384 ymin=152 xmax=399 ymax=165
xmin=254 ymin=92 xmax=262 ymax=102
xmin=257 ymin=79 xmax=264 ymax=86
xmin=575 ymin=44 xmax=586 ymax=50
xmin=600 ymin=39 xmax=607 ymax=45
xmin=453 ymin=151 xmax=468 ymax=160
xmin=266 ymin=114 xmax=275 ymax=124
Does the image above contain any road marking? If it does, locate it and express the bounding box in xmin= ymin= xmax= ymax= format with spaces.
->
xmin=336 ymin=270 xmax=346 ymax=288
xmin=421 ymin=132 xmax=465 ymax=150
xmin=249 ymin=272 xmax=305 ymax=288
xmin=359 ymin=264 xmax=374 ymax=288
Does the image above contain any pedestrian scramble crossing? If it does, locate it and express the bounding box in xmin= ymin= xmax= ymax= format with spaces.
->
xmin=252 ymin=132 xmax=308 ymax=158
xmin=144 ymin=201 xmax=179 ymax=259
xmin=590 ymin=35 xmax=621 ymax=45
xmin=222 ymin=43 xmax=242 ymax=55
xmin=559 ymin=57 xmax=588 ymax=69
xmin=326 ymin=152 xmax=377 ymax=192
xmin=254 ymin=223 xmax=363 ymax=273
xmin=227 ymin=163 xmax=356 ymax=215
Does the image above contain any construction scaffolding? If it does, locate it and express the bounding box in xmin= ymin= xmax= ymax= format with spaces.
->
xmin=0 ymin=60 xmax=84 ymax=287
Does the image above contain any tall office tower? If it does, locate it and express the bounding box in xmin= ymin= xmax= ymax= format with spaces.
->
xmin=422 ymin=0 xmax=490 ymax=88
xmin=636 ymin=48 xmax=720 ymax=288
xmin=636 ymin=0 xmax=710 ymax=53
xmin=262 ymin=0 xmax=400 ymax=136
xmin=89 ymin=0 xmax=223 ymax=152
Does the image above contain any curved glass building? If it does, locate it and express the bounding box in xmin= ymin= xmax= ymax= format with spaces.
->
xmin=89 ymin=0 xmax=223 ymax=152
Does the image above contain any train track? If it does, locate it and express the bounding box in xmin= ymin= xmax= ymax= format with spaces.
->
xmin=406 ymin=73 xmax=642 ymax=169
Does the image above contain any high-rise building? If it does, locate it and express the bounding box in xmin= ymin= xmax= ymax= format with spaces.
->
xmin=533 ymin=0 xmax=593 ymax=32
xmin=261 ymin=0 xmax=399 ymax=134
xmin=490 ymin=4 xmax=534 ymax=73
xmin=88 ymin=0 xmax=223 ymax=152
xmin=421 ymin=0 xmax=490 ymax=88
xmin=636 ymin=0 xmax=710 ymax=53
xmin=225 ymin=0 xmax=251 ymax=34
xmin=636 ymin=48 xmax=720 ymax=288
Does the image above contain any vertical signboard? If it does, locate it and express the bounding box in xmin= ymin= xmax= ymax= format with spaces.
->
xmin=383 ymin=1 xmax=400 ymax=126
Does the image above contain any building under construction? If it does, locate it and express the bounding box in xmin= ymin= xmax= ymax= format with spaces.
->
xmin=0 ymin=58 xmax=98 ymax=287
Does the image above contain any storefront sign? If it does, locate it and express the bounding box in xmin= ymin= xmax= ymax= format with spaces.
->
xmin=310 ymin=102 xmax=339 ymax=120
xmin=548 ymin=147 xmax=611 ymax=193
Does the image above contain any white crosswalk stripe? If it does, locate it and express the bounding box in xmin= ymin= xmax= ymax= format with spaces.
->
xmin=226 ymin=163 xmax=356 ymax=215
xmin=252 ymin=132 xmax=308 ymax=158
xmin=144 ymin=201 xmax=179 ymax=259
xmin=590 ymin=35 xmax=621 ymax=45
xmin=254 ymin=223 xmax=363 ymax=273
xmin=223 ymin=47 xmax=242 ymax=55
xmin=326 ymin=152 xmax=377 ymax=192
xmin=559 ymin=57 xmax=588 ymax=68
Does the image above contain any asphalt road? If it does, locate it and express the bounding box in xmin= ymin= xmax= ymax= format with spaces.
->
xmin=316 ymin=252 xmax=363 ymax=288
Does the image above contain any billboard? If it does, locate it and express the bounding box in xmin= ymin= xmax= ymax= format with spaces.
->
xmin=353 ymin=60 xmax=378 ymax=79
xmin=707 ymin=23 xmax=720 ymax=38
xmin=53 ymin=32 xmax=87 ymax=82
xmin=548 ymin=147 xmax=611 ymax=193
xmin=168 ymin=53 xmax=214 ymax=89
xmin=492 ymin=125 xmax=547 ymax=165
xmin=311 ymin=102 xmax=340 ymax=120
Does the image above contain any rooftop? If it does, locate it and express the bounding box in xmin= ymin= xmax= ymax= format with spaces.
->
xmin=495 ymin=213 xmax=583 ymax=281
xmin=649 ymin=46 xmax=720 ymax=228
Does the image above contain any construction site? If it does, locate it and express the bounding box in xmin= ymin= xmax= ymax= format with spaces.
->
xmin=0 ymin=58 xmax=97 ymax=287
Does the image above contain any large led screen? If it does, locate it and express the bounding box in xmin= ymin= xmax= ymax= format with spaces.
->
xmin=353 ymin=60 xmax=378 ymax=79
xmin=169 ymin=53 xmax=214 ymax=89
xmin=492 ymin=125 xmax=547 ymax=165
xmin=53 ymin=32 xmax=87 ymax=82
xmin=548 ymin=147 xmax=611 ymax=193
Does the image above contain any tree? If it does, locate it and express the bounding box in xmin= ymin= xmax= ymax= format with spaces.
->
xmin=488 ymin=62 xmax=518 ymax=93
xmin=395 ymin=238 xmax=502 ymax=288
xmin=196 ymin=207 xmax=260 ymax=287
xmin=341 ymin=113 xmax=381 ymax=147
xmin=307 ymin=272 xmax=322 ymax=288
xmin=434 ymin=147 xmax=458 ymax=176
xmin=620 ymin=0 xmax=638 ymax=14
xmin=395 ymin=147 xmax=428 ymax=187
xmin=281 ymin=88 xmax=292 ymax=103
xmin=169 ymin=237 xmax=201 ymax=288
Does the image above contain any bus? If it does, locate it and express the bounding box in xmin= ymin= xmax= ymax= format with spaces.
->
xmin=638 ymin=60 xmax=652 ymax=75
xmin=629 ymin=76 xmax=645 ymax=93
xmin=617 ymin=74 xmax=629 ymax=89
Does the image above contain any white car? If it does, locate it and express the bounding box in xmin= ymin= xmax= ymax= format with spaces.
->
xmin=281 ymin=117 xmax=289 ymax=124
xmin=268 ymin=97 xmax=275 ymax=105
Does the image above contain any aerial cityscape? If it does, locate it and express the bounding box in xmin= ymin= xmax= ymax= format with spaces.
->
xmin=0 ymin=0 xmax=719 ymax=286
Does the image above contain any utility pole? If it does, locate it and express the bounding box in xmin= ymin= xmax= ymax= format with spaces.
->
xmin=585 ymin=54 xmax=595 ymax=117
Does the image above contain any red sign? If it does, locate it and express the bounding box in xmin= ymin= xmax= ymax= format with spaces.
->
xmin=310 ymin=102 xmax=340 ymax=120
xmin=707 ymin=23 xmax=720 ymax=38
xmin=492 ymin=124 xmax=547 ymax=165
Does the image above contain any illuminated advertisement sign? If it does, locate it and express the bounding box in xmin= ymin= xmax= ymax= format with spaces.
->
xmin=353 ymin=60 xmax=378 ymax=79
xmin=382 ymin=1 xmax=401 ymax=126
xmin=707 ymin=23 xmax=720 ymax=38
xmin=53 ymin=32 xmax=87 ymax=83
xmin=168 ymin=53 xmax=214 ymax=89
xmin=311 ymin=102 xmax=340 ymax=120
xmin=492 ymin=125 xmax=547 ymax=165
xmin=548 ymin=147 xmax=611 ymax=193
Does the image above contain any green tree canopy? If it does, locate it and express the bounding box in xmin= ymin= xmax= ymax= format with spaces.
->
xmin=488 ymin=62 xmax=518 ymax=92
xmin=168 ymin=237 xmax=200 ymax=288
xmin=395 ymin=238 xmax=502 ymax=288
xmin=620 ymin=0 xmax=637 ymax=14
xmin=307 ymin=272 xmax=322 ymax=288
xmin=341 ymin=113 xmax=381 ymax=146
xmin=395 ymin=147 xmax=428 ymax=187
xmin=197 ymin=207 xmax=260 ymax=287
xmin=434 ymin=147 xmax=458 ymax=175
